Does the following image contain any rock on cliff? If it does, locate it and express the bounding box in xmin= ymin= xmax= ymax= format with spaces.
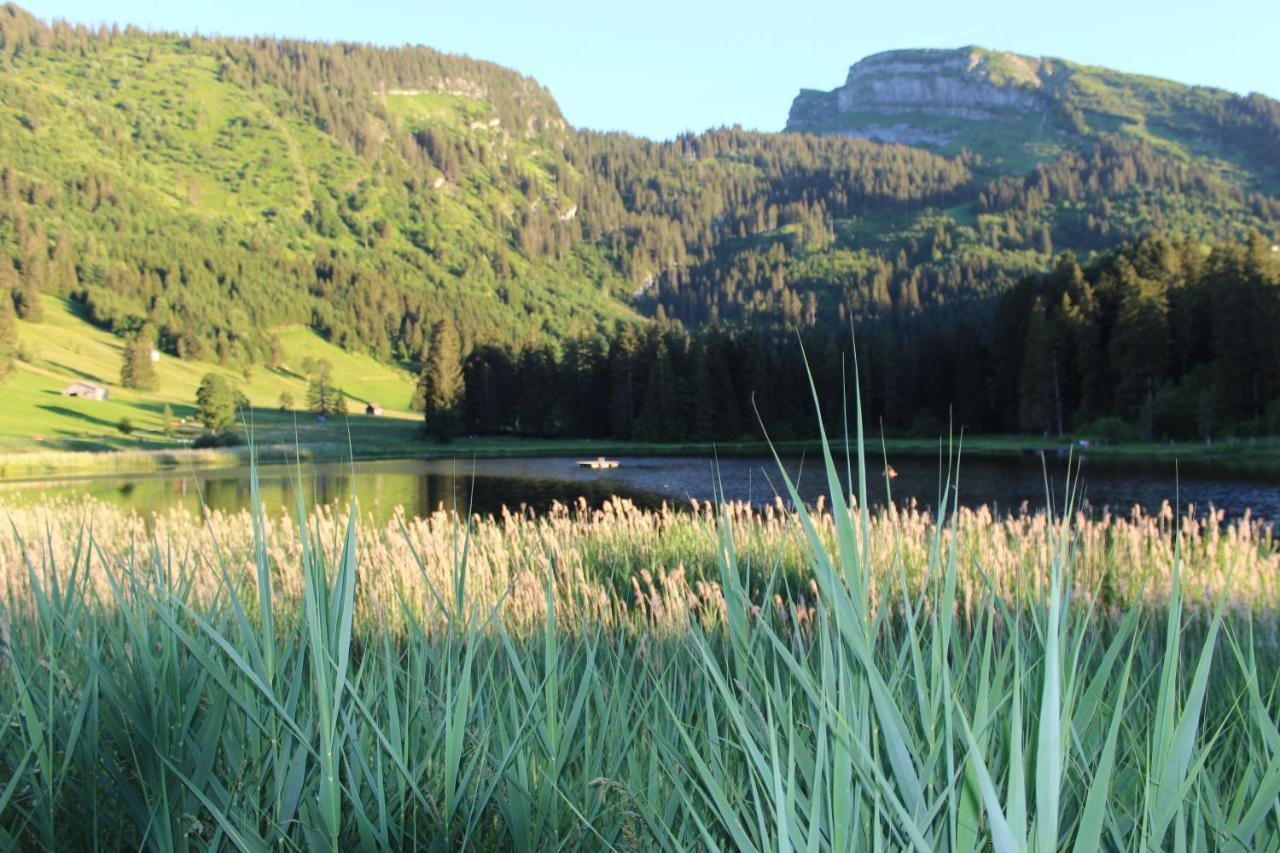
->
xmin=787 ymin=46 xmax=1280 ymax=182
xmin=787 ymin=48 xmax=1065 ymax=148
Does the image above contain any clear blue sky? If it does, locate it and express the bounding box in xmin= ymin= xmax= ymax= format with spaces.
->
xmin=18 ymin=0 xmax=1280 ymax=140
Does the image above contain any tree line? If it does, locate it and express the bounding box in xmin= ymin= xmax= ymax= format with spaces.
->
xmin=993 ymin=232 xmax=1280 ymax=440
xmin=409 ymin=233 xmax=1280 ymax=443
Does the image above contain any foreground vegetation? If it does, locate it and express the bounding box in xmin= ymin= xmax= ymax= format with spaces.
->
xmin=2 ymin=433 xmax=1279 ymax=847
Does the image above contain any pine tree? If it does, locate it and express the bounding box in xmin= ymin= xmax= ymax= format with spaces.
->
xmin=13 ymin=270 xmax=42 ymax=323
xmin=306 ymin=359 xmax=342 ymax=414
xmin=1108 ymin=264 xmax=1169 ymax=428
xmin=119 ymin=336 xmax=157 ymax=390
xmin=0 ymin=291 xmax=16 ymax=378
xmin=418 ymin=319 xmax=464 ymax=441
xmin=195 ymin=373 xmax=237 ymax=431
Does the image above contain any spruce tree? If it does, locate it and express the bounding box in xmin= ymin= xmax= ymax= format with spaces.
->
xmin=0 ymin=256 xmax=35 ymax=338
xmin=13 ymin=271 xmax=42 ymax=322
xmin=120 ymin=336 xmax=157 ymax=390
xmin=306 ymin=359 xmax=341 ymax=414
xmin=195 ymin=373 xmax=237 ymax=431
xmin=687 ymin=345 xmax=715 ymax=441
xmin=608 ymin=325 xmax=638 ymax=440
xmin=418 ymin=319 xmax=464 ymax=441
xmin=0 ymin=290 xmax=16 ymax=377
xmin=1108 ymin=264 xmax=1169 ymax=426
xmin=1017 ymin=297 xmax=1062 ymax=434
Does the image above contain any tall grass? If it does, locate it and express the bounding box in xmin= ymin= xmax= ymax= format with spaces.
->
xmin=1 ymin=399 xmax=1279 ymax=846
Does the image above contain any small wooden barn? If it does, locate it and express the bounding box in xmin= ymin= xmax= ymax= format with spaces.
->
xmin=61 ymin=382 xmax=109 ymax=401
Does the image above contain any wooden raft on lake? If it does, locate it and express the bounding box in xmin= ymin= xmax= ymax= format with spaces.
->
xmin=577 ymin=457 xmax=620 ymax=469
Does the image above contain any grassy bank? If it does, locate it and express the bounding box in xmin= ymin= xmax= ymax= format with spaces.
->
xmin=6 ymin=424 xmax=1280 ymax=481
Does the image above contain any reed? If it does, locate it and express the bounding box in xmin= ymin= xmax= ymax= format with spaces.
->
xmin=1 ymin=406 xmax=1278 ymax=847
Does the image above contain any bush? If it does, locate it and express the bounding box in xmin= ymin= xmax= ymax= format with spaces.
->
xmin=191 ymin=430 xmax=245 ymax=448
xmin=1074 ymin=415 xmax=1140 ymax=444
xmin=1148 ymin=372 xmax=1218 ymax=441
xmin=907 ymin=411 xmax=946 ymax=438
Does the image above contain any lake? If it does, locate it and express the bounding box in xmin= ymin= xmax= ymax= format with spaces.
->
xmin=1 ymin=451 xmax=1278 ymax=523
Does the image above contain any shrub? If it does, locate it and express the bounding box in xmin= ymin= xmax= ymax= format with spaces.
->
xmin=191 ymin=430 xmax=245 ymax=448
xmin=1074 ymin=415 xmax=1140 ymax=444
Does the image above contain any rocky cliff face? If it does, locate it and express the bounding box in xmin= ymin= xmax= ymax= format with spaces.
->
xmin=787 ymin=48 xmax=1063 ymax=145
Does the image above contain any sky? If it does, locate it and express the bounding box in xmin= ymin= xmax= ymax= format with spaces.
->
xmin=17 ymin=0 xmax=1280 ymax=140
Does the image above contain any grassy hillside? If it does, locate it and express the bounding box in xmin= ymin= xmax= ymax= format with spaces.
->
xmin=0 ymin=3 xmax=638 ymax=362
xmin=1 ymin=295 xmax=420 ymax=454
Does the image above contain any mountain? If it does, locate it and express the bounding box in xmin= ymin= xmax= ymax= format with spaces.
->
xmin=787 ymin=47 xmax=1280 ymax=185
xmin=0 ymin=2 xmax=640 ymax=364
xmin=0 ymin=2 xmax=1278 ymax=443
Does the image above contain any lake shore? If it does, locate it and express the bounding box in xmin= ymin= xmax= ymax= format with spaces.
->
xmin=4 ymin=414 xmax=1280 ymax=481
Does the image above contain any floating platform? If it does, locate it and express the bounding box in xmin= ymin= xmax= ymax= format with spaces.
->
xmin=578 ymin=457 xmax=620 ymax=469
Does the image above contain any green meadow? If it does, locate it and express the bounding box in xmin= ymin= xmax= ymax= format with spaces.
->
xmin=2 ymin=295 xmax=418 ymax=451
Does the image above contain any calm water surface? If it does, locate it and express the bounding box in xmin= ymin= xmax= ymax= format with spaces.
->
xmin=1 ymin=453 xmax=1278 ymax=523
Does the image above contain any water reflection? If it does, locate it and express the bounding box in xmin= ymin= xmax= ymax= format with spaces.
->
xmin=1 ymin=453 xmax=1277 ymax=523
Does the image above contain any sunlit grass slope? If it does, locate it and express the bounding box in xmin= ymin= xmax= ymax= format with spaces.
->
xmin=1 ymin=295 xmax=419 ymax=453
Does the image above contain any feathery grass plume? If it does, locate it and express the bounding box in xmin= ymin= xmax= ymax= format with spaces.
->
xmin=0 ymin=348 xmax=1278 ymax=846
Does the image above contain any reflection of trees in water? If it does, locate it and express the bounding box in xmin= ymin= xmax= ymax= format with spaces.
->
xmin=200 ymin=477 xmax=256 ymax=515
xmin=35 ymin=455 xmax=1276 ymax=525
xmin=311 ymin=472 xmax=353 ymax=512
xmin=33 ymin=464 xmax=670 ymax=524
xmin=417 ymin=473 xmax=468 ymax=515
xmin=188 ymin=473 xmax=334 ymax=519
